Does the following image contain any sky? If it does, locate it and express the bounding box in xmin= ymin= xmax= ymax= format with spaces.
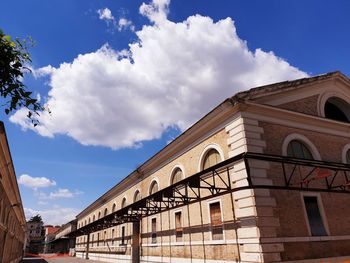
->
xmin=1 ymin=0 xmax=350 ymax=225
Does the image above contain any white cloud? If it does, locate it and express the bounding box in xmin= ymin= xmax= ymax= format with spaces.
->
xmin=118 ymin=18 xmax=135 ymax=32
xmin=18 ymin=174 xmax=56 ymax=189
xmin=97 ymin=7 xmax=114 ymax=21
xmin=36 ymin=188 xmax=83 ymax=200
xmin=139 ymin=0 xmax=170 ymax=24
xmin=10 ymin=0 xmax=307 ymax=149
xmin=24 ymin=207 xmax=79 ymax=225
xmin=49 ymin=188 xmax=83 ymax=199
xmin=97 ymin=7 xmax=134 ymax=32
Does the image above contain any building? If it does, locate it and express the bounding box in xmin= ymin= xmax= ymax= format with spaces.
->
xmin=26 ymin=220 xmax=44 ymax=254
xmin=43 ymin=225 xmax=60 ymax=253
xmin=73 ymin=71 xmax=350 ymax=262
xmin=49 ymin=220 xmax=77 ymax=254
xmin=0 ymin=122 xmax=27 ymax=263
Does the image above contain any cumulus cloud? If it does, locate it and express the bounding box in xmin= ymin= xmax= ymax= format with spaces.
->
xmin=18 ymin=174 xmax=56 ymax=189
xmin=24 ymin=207 xmax=79 ymax=225
xmin=10 ymin=0 xmax=307 ymax=149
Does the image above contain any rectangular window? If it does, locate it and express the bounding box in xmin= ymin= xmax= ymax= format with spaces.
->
xmin=175 ymin=211 xmax=183 ymax=242
xmin=210 ymin=202 xmax=223 ymax=240
xmin=151 ymin=218 xmax=157 ymax=243
xmin=121 ymin=226 xmax=126 ymax=245
xmin=91 ymin=234 xmax=94 ymax=247
xmin=111 ymin=229 xmax=115 ymax=245
xmin=303 ymin=196 xmax=327 ymax=236
xmin=104 ymin=230 xmax=107 ymax=246
xmin=97 ymin=233 xmax=100 ymax=246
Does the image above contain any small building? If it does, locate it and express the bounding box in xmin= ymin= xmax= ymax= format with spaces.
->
xmin=43 ymin=225 xmax=60 ymax=253
xmin=73 ymin=72 xmax=350 ymax=262
xmin=26 ymin=220 xmax=44 ymax=254
xmin=49 ymin=220 xmax=77 ymax=254
xmin=0 ymin=122 xmax=27 ymax=263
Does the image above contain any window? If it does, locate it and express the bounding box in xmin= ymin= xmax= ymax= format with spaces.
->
xmin=287 ymin=140 xmax=313 ymax=160
xmin=104 ymin=208 xmax=108 ymax=217
xmin=112 ymin=203 xmax=116 ymax=213
xmin=93 ymin=215 xmax=95 ymax=221
xmin=121 ymin=198 xmax=127 ymax=209
xmin=209 ymin=202 xmax=223 ymax=240
xmin=346 ymin=150 xmax=350 ymax=164
xmin=111 ymin=229 xmax=115 ymax=245
xmin=104 ymin=230 xmax=107 ymax=246
xmin=91 ymin=234 xmax=94 ymax=247
xmin=98 ymin=212 xmax=101 ymax=219
xmin=121 ymin=226 xmax=126 ymax=245
xmin=203 ymin=149 xmax=221 ymax=170
xmin=303 ymin=196 xmax=327 ymax=236
xmin=171 ymin=168 xmax=183 ymax=184
xmin=88 ymin=218 xmax=91 ymax=224
xmin=134 ymin=190 xmax=141 ymax=202
xmin=324 ymin=97 xmax=350 ymax=123
xmin=149 ymin=180 xmax=159 ymax=195
xmin=175 ymin=211 xmax=183 ymax=242
xmin=151 ymin=218 xmax=157 ymax=243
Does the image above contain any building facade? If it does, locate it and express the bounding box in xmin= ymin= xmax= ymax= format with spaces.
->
xmin=74 ymin=72 xmax=350 ymax=262
xmin=43 ymin=225 xmax=60 ymax=253
xmin=50 ymin=220 xmax=77 ymax=254
xmin=0 ymin=122 xmax=27 ymax=263
xmin=26 ymin=221 xmax=44 ymax=254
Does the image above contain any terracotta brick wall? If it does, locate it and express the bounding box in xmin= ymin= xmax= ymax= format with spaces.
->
xmin=278 ymin=95 xmax=319 ymax=116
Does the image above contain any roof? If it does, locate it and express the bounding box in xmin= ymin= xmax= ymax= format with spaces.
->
xmin=233 ymin=71 xmax=349 ymax=102
xmin=75 ymin=71 xmax=349 ymax=218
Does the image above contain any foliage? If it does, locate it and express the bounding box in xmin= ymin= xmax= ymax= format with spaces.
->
xmin=28 ymin=214 xmax=43 ymax=223
xmin=0 ymin=29 xmax=43 ymax=126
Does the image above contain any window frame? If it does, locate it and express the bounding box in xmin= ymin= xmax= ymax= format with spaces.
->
xmin=300 ymin=192 xmax=330 ymax=236
xmin=198 ymin=144 xmax=224 ymax=172
xmin=207 ymin=198 xmax=225 ymax=241
xmin=150 ymin=216 xmax=157 ymax=244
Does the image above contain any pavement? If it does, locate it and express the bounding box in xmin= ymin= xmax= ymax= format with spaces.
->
xmin=21 ymin=255 xmax=103 ymax=263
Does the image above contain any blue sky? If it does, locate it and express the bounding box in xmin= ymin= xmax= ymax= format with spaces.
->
xmin=1 ymin=0 xmax=350 ymax=225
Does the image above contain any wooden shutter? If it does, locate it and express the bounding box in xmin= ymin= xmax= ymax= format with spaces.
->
xmin=175 ymin=212 xmax=183 ymax=241
xmin=151 ymin=218 xmax=157 ymax=243
xmin=121 ymin=226 xmax=125 ymax=245
xmin=210 ymin=202 xmax=222 ymax=226
xmin=203 ymin=149 xmax=221 ymax=170
xmin=210 ymin=202 xmax=223 ymax=240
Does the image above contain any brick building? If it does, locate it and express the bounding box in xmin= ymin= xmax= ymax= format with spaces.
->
xmin=74 ymin=71 xmax=350 ymax=262
xmin=0 ymin=122 xmax=26 ymax=263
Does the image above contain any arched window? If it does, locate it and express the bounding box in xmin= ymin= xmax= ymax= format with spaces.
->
xmin=149 ymin=180 xmax=159 ymax=195
xmin=88 ymin=218 xmax=91 ymax=224
xmin=134 ymin=190 xmax=141 ymax=202
xmin=202 ymin=148 xmax=221 ymax=170
xmin=121 ymin=197 xmax=127 ymax=209
xmin=93 ymin=215 xmax=95 ymax=221
xmin=112 ymin=203 xmax=116 ymax=213
xmin=84 ymin=220 xmax=87 ymax=226
xmin=171 ymin=167 xmax=183 ymax=184
xmin=346 ymin=149 xmax=350 ymax=164
xmin=287 ymin=140 xmax=313 ymax=160
xmin=98 ymin=211 xmax=101 ymax=219
xmin=104 ymin=208 xmax=108 ymax=217
xmin=324 ymin=97 xmax=350 ymax=123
